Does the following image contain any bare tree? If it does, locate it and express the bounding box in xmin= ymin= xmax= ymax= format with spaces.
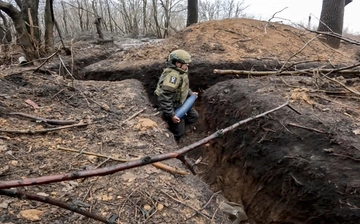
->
xmin=199 ymin=0 xmax=247 ymax=21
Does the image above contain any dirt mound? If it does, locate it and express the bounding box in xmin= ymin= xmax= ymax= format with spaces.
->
xmin=193 ymin=76 xmax=360 ymax=224
xmin=117 ymin=18 xmax=358 ymax=66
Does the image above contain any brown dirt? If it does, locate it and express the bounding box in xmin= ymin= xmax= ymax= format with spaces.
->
xmin=0 ymin=18 xmax=360 ymax=224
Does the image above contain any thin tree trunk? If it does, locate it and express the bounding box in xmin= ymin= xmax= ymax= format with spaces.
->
xmin=94 ymin=17 xmax=104 ymax=39
xmin=0 ymin=1 xmax=37 ymax=61
xmin=99 ymin=1 xmax=108 ymax=31
xmin=142 ymin=0 xmax=147 ymax=35
xmin=61 ymin=1 xmax=68 ymax=34
xmin=160 ymin=0 xmax=170 ymax=37
xmin=84 ymin=0 xmax=89 ymax=31
xmin=76 ymin=0 xmax=84 ymax=31
xmin=19 ymin=0 xmax=41 ymax=44
xmin=92 ymin=0 xmax=104 ymax=39
xmin=105 ymin=0 xmax=113 ymax=32
xmin=152 ymin=0 xmax=161 ymax=37
xmin=0 ymin=10 xmax=11 ymax=42
xmin=44 ymin=0 xmax=54 ymax=52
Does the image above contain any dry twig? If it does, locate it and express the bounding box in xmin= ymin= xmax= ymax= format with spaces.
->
xmin=279 ymin=35 xmax=319 ymax=72
xmin=287 ymin=122 xmax=325 ymax=134
xmin=0 ymin=122 xmax=88 ymax=134
xmin=9 ymin=112 xmax=78 ymax=125
xmin=121 ymin=107 xmax=147 ymax=125
xmin=34 ymin=46 xmax=61 ymax=73
xmin=0 ymin=189 xmax=114 ymax=224
xmin=56 ymin=146 xmax=189 ymax=175
xmin=320 ymin=71 xmax=360 ymax=96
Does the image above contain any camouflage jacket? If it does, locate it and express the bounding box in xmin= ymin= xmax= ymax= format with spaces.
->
xmin=154 ymin=67 xmax=192 ymax=117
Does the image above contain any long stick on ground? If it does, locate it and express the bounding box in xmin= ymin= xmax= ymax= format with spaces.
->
xmin=0 ymin=122 xmax=88 ymax=134
xmin=213 ymin=67 xmax=360 ymax=76
xmin=9 ymin=112 xmax=78 ymax=125
xmin=0 ymin=189 xmax=114 ymax=224
xmin=56 ymin=146 xmax=189 ymax=175
xmin=0 ymin=101 xmax=289 ymax=189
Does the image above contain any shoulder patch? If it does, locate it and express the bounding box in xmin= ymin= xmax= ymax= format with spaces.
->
xmin=169 ymin=76 xmax=177 ymax=84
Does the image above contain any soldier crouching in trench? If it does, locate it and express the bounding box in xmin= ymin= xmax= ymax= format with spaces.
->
xmin=154 ymin=49 xmax=199 ymax=143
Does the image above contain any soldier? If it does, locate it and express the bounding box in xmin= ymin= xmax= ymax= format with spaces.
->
xmin=155 ymin=49 xmax=199 ymax=142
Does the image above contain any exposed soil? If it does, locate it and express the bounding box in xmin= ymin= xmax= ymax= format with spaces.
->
xmin=0 ymin=18 xmax=360 ymax=224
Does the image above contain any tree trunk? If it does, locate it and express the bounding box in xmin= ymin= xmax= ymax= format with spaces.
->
xmin=161 ymin=0 xmax=170 ymax=37
xmin=187 ymin=0 xmax=198 ymax=26
xmin=152 ymin=0 xmax=161 ymax=37
xmin=345 ymin=0 xmax=352 ymax=6
xmin=94 ymin=17 xmax=104 ymax=39
xmin=61 ymin=1 xmax=68 ymax=35
xmin=76 ymin=0 xmax=84 ymax=31
xmin=0 ymin=1 xmax=37 ymax=61
xmin=0 ymin=10 xmax=12 ymax=43
xmin=17 ymin=0 xmax=41 ymax=44
xmin=44 ymin=0 xmax=54 ymax=52
xmin=105 ymin=0 xmax=113 ymax=32
xmin=142 ymin=0 xmax=147 ymax=35
xmin=317 ymin=0 xmax=346 ymax=49
xmin=84 ymin=0 xmax=89 ymax=31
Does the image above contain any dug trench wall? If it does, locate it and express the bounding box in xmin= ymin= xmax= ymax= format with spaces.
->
xmin=196 ymin=78 xmax=360 ymax=224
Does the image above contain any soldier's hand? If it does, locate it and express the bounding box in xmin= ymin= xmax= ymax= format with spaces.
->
xmin=192 ymin=92 xmax=198 ymax=98
xmin=172 ymin=115 xmax=180 ymax=123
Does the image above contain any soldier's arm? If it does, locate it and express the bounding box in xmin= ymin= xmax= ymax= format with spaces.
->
xmin=158 ymin=73 xmax=181 ymax=117
xmin=157 ymin=90 xmax=176 ymax=117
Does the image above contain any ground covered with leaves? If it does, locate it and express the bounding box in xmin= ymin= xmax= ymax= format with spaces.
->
xmin=0 ymin=18 xmax=360 ymax=224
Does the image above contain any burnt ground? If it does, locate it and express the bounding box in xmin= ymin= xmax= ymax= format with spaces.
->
xmin=1 ymin=18 xmax=360 ymax=224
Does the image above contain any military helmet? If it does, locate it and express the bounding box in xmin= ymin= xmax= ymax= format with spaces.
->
xmin=168 ymin=49 xmax=192 ymax=64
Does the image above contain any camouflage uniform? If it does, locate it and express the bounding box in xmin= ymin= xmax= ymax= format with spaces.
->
xmin=155 ymin=50 xmax=199 ymax=141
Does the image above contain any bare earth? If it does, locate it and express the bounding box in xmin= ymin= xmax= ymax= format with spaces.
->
xmin=0 ymin=18 xmax=359 ymax=224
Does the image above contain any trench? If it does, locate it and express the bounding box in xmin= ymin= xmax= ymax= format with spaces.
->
xmin=78 ymin=59 xmax=360 ymax=224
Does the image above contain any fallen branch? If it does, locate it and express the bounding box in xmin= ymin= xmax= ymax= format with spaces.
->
xmin=9 ymin=112 xmax=78 ymax=125
xmin=0 ymin=189 xmax=114 ymax=224
xmin=0 ymin=122 xmax=88 ymax=134
xmin=213 ymin=67 xmax=360 ymax=76
xmin=287 ymin=122 xmax=325 ymax=134
xmin=0 ymin=101 xmax=289 ymax=189
xmin=121 ymin=107 xmax=147 ymax=125
xmin=33 ymin=46 xmax=61 ymax=73
xmin=152 ymin=162 xmax=189 ymax=175
xmin=306 ymin=28 xmax=360 ymax=46
xmin=56 ymin=146 xmax=189 ymax=175
xmin=279 ymin=35 xmax=319 ymax=72
xmin=320 ymin=71 xmax=360 ymax=96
